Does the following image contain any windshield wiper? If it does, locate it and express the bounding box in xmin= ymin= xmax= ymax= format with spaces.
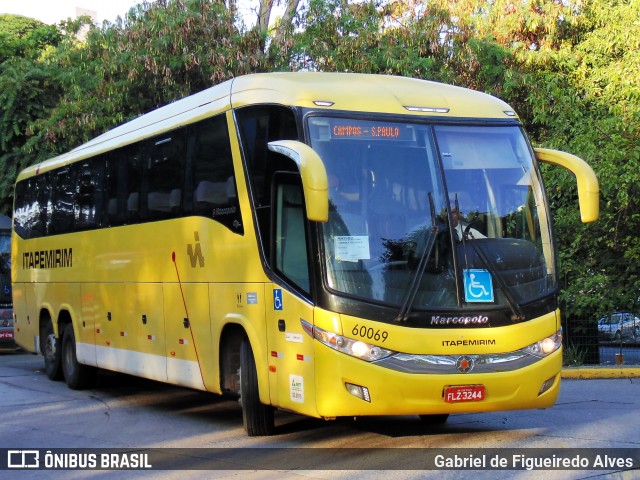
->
xmin=396 ymin=192 xmax=440 ymax=322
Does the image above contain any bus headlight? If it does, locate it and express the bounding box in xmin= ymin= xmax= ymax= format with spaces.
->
xmin=523 ymin=328 xmax=563 ymax=358
xmin=301 ymin=320 xmax=395 ymax=362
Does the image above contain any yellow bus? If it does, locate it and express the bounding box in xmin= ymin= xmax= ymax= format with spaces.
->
xmin=12 ymin=73 xmax=599 ymax=436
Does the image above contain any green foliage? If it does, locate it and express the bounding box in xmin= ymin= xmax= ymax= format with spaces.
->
xmin=0 ymin=0 xmax=270 ymax=214
xmin=31 ymin=0 xmax=267 ymax=154
xmin=563 ymin=343 xmax=587 ymax=367
xmin=0 ymin=14 xmax=61 ymax=62
xmin=517 ymin=1 xmax=640 ymax=320
xmin=0 ymin=15 xmax=64 ymax=213
xmin=0 ymin=14 xmax=44 ymax=37
xmin=287 ymin=0 xmax=451 ymax=79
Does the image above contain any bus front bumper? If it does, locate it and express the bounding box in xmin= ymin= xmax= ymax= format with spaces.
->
xmin=313 ymin=346 xmax=562 ymax=418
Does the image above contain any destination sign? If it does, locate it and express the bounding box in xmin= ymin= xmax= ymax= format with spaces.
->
xmin=329 ymin=122 xmax=412 ymax=141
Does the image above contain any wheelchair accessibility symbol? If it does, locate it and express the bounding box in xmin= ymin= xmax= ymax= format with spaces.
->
xmin=463 ymin=269 xmax=494 ymax=303
xmin=273 ymin=289 xmax=283 ymax=311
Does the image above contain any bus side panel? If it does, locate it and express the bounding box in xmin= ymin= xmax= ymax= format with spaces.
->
xmin=94 ymin=283 xmax=167 ymax=382
xmin=78 ymin=285 xmax=98 ymax=366
xmin=51 ymin=281 xmax=82 ymax=337
xmin=265 ymin=286 xmax=318 ymax=417
xmin=14 ymin=282 xmax=81 ymax=353
xmin=12 ymin=283 xmax=36 ymax=353
xmin=164 ymin=282 xmax=212 ymax=391
xmin=210 ymin=283 xmax=268 ymax=399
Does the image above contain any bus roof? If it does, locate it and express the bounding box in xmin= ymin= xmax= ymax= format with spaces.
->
xmin=17 ymin=72 xmax=518 ymax=180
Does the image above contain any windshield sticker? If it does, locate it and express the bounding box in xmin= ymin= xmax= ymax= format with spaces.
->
xmin=463 ymin=269 xmax=495 ymax=303
xmin=335 ymin=236 xmax=370 ymax=262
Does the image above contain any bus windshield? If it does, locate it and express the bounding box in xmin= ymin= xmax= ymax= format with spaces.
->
xmin=308 ymin=117 xmax=555 ymax=316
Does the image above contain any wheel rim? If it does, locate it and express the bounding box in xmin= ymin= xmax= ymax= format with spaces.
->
xmin=45 ymin=333 xmax=57 ymax=363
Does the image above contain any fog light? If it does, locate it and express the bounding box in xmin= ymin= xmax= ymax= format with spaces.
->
xmin=539 ymin=375 xmax=556 ymax=396
xmin=345 ymin=382 xmax=371 ymax=402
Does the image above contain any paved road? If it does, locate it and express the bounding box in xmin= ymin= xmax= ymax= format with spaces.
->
xmin=0 ymin=349 xmax=639 ymax=480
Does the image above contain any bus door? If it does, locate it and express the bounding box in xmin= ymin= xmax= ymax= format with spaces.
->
xmin=266 ymin=285 xmax=317 ymax=416
xmin=266 ymin=175 xmax=318 ymax=416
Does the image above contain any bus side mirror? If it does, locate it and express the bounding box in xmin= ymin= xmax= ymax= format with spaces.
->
xmin=267 ymin=140 xmax=329 ymax=222
xmin=535 ymin=148 xmax=600 ymax=223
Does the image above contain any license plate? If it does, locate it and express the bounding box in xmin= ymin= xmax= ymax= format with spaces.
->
xmin=444 ymin=385 xmax=485 ymax=403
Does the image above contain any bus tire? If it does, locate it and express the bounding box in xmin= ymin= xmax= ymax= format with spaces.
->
xmin=40 ymin=316 xmax=62 ymax=381
xmin=61 ymin=323 xmax=96 ymax=390
xmin=419 ymin=414 xmax=449 ymax=425
xmin=240 ymin=338 xmax=274 ymax=436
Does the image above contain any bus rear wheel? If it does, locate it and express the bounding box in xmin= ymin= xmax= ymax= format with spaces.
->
xmin=61 ymin=323 xmax=96 ymax=389
xmin=240 ymin=338 xmax=274 ymax=436
xmin=40 ymin=316 xmax=62 ymax=381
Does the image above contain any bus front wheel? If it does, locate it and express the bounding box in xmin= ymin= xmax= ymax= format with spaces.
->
xmin=61 ymin=323 xmax=96 ymax=389
xmin=240 ymin=338 xmax=274 ymax=436
xmin=40 ymin=316 xmax=62 ymax=381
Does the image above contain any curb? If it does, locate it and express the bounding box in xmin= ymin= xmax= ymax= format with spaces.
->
xmin=561 ymin=367 xmax=640 ymax=379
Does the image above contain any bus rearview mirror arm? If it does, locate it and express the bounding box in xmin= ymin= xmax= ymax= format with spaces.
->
xmin=268 ymin=140 xmax=329 ymax=222
xmin=535 ymin=148 xmax=600 ymax=223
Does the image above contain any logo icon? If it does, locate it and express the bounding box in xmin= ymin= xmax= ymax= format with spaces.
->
xmin=187 ymin=231 xmax=205 ymax=268
xmin=8 ymin=450 xmax=40 ymax=469
xmin=455 ymin=355 xmax=475 ymax=374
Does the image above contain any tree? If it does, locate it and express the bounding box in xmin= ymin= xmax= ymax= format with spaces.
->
xmin=0 ymin=15 xmax=63 ymax=214
xmin=286 ymin=0 xmax=451 ymax=78
xmin=519 ymin=1 xmax=640 ymax=319
xmin=0 ymin=14 xmax=61 ymax=62
xmin=0 ymin=1 xmax=270 ymax=214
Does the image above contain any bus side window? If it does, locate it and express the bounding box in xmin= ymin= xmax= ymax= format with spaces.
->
xmin=49 ymin=167 xmax=76 ymax=235
xmin=126 ymin=149 xmax=143 ymax=223
xmin=274 ymin=176 xmax=310 ymax=293
xmin=235 ymin=106 xmax=300 ymax=259
xmin=76 ymin=158 xmax=104 ymax=230
xmin=13 ymin=180 xmax=33 ymax=239
xmin=105 ymin=153 xmax=126 ymax=226
xmin=146 ymin=129 xmax=186 ymax=220
xmin=189 ymin=116 xmax=243 ymax=234
xmin=32 ymin=175 xmax=51 ymax=237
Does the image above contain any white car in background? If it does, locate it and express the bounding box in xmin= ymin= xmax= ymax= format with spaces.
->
xmin=597 ymin=312 xmax=640 ymax=342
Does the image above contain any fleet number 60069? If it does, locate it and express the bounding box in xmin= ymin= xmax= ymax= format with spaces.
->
xmin=351 ymin=324 xmax=388 ymax=342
